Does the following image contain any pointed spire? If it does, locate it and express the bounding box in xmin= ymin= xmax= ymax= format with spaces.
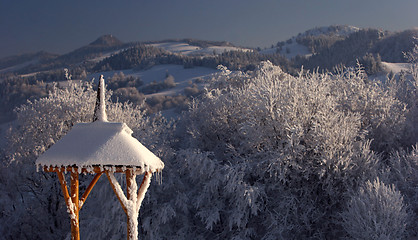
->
xmin=93 ymin=75 xmax=108 ymax=122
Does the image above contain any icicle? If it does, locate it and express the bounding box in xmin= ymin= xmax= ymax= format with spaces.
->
xmin=92 ymin=75 xmax=108 ymax=122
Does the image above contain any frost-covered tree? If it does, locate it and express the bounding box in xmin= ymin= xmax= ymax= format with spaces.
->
xmin=147 ymin=60 xmax=415 ymax=239
xmin=1 ymin=58 xmax=416 ymax=239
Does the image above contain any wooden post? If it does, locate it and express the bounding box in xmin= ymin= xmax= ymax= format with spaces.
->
xmin=56 ymin=170 xmax=80 ymax=240
xmin=70 ymin=171 xmax=80 ymax=240
xmin=105 ymin=169 xmax=152 ymax=240
xmin=126 ymin=169 xmax=136 ymax=240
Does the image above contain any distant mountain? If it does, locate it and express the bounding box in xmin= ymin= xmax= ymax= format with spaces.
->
xmin=89 ymin=34 xmax=123 ymax=47
xmin=56 ymin=35 xmax=127 ymax=64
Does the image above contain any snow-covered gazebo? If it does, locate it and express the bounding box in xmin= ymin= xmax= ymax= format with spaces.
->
xmin=36 ymin=76 xmax=164 ymax=240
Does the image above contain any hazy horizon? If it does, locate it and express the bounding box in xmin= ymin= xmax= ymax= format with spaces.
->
xmin=1 ymin=0 xmax=417 ymax=58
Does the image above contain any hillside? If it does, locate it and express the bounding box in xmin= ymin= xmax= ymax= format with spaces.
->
xmin=261 ymin=25 xmax=361 ymax=58
xmin=260 ymin=25 xmax=417 ymax=73
xmin=0 ymin=25 xmax=416 ymax=122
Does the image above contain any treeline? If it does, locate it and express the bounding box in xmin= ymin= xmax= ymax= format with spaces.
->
xmin=94 ymin=44 xmax=295 ymax=73
xmin=296 ymin=29 xmax=387 ymax=72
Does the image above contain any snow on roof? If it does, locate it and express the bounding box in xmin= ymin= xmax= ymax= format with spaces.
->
xmin=36 ymin=121 xmax=164 ymax=173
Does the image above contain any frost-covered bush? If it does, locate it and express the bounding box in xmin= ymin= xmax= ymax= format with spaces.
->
xmin=341 ymin=178 xmax=409 ymax=240
xmin=381 ymin=145 xmax=418 ymax=236
xmin=156 ymin=60 xmax=416 ymax=239
xmin=333 ymin=64 xmax=408 ymax=154
xmin=174 ymin=62 xmax=385 ymax=238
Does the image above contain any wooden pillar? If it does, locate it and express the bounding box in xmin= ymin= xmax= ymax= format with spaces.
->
xmin=70 ymin=171 xmax=80 ymax=240
xmin=126 ymin=169 xmax=136 ymax=240
xmin=57 ymin=170 xmax=80 ymax=240
xmin=106 ymin=169 xmax=152 ymax=240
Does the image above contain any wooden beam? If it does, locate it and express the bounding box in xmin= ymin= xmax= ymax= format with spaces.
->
xmin=105 ymin=170 xmax=128 ymax=215
xmin=79 ymin=172 xmax=103 ymax=210
xmin=43 ymin=165 xmax=144 ymax=175
xmin=136 ymin=171 xmax=152 ymax=211
xmin=56 ymin=171 xmax=71 ymax=210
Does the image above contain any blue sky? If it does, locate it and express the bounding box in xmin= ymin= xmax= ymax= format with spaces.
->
xmin=0 ymin=0 xmax=417 ymax=58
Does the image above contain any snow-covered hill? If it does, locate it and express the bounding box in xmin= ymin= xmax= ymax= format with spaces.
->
xmin=297 ymin=25 xmax=360 ymax=38
xmin=147 ymin=41 xmax=252 ymax=56
xmin=261 ymin=25 xmax=361 ymax=59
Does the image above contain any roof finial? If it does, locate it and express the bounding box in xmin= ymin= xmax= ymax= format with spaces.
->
xmin=93 ymin=75 xmax=108 ymax=122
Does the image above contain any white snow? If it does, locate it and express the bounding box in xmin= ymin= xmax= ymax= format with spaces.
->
xmin=260 ymin=38 xmax=312 ymax=59
xmin=36 ymin=121 xmax=164 ymax=173
xmin=279 ymin=39 xmax=312 ymax=59
xmin=381 ymin=62 xmax=412 ymax=74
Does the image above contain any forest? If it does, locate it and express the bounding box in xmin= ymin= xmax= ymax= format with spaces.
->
xmin=0 ymin=41 xmax=417 ymax=239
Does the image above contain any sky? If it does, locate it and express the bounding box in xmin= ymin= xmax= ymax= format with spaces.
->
xmin=0 ymin=0 xmax=417 ymax=58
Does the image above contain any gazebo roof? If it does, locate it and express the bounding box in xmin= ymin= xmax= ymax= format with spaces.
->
xmin=36 ymin=75 xmax=164 ymax=174
xmin=36 ymin=121 xmax=164 ymax=173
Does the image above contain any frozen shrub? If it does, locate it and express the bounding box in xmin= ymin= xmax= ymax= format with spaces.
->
xmin=333 ymin=63 xmax=408 ymax=155
xmin=381 ymin=145 xmax=418 ymax=236
xmin=179 ymin=62 xmax=381 ymax=238
xmin=341 ymin=178 xmax=409 ymax=240
xmin=112 ymin=87 xmax=145 ymax=105
xmin=184 ymin=84 xmax=200 ymax=96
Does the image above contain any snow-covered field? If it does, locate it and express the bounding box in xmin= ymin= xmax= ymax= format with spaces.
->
xmin=260 ymin=38 xmax=312 ymax=59
xmin=381 ymin=61 xmax=411 ymax=74
xmin=88 ymin=64 xmax=220 ymax=96
xmin=148 ymin=42 xmax=252 ymax=56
